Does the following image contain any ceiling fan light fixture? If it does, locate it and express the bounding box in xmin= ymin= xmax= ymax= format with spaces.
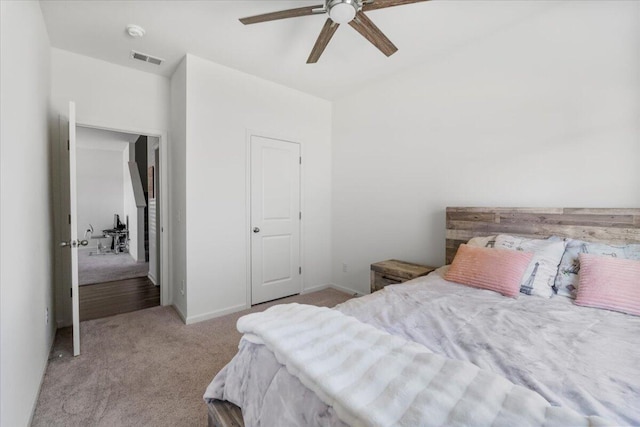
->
xmin=327 ymin=0 xmax=359 ymax=24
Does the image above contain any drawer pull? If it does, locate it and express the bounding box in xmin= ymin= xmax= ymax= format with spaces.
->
xmin=381 ymin=275 xmax=402 ymax=283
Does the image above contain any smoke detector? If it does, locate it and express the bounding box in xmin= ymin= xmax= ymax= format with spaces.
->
xmin=126 ymin=24 xmax=145 ymax=38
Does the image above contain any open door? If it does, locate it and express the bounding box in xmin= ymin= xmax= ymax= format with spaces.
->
xmin=60 ymin=101 xmax=86 ymax=356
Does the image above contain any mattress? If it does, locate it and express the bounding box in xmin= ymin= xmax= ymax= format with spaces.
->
xmin=205 ymin=267 xmax=640 ymax=426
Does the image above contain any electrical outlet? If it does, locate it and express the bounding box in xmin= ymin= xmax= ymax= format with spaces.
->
xmin=342 ymin=263 xmax=348 ymax=273
xmin=180 ymin=279 xmax=185 ymax=296
xmin=45 ymin=307 xmax=49 ymax=324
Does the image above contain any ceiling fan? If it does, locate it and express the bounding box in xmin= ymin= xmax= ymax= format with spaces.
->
xmin=239 ymin=0 xmax=429 ymax=63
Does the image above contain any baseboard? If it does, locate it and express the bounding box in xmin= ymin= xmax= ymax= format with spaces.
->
xmin=302 ymin=283 xmax=363 ymax=297
xmin=56 ymin=318 xmax=71 ymax=328
xmin=328 ymin=283 xmax=363 ymax=297
xmin=148 ymin=272 xmax=157 ymax=286
xmin=184 ymin=303 xmax=247 ymax=325
xmin=172 ymin=304 xmax=187 ymax=323
xmin=301 ymin=284 xmax=330 ymax=294
xmin=176 ymin=285 xmax=361 ymax=325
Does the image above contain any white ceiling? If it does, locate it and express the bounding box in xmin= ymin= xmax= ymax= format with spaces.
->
xmin=40 ymin=0 xmax=552 ymax=100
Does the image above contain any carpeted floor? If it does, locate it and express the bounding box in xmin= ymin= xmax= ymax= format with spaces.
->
xmin=32 ymin=288 xmax=352 ymax=426
xmin=79 ymin=249 xmax=149 ymax=286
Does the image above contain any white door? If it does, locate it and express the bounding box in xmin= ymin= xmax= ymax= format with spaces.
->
xmin=251 ymin=136 xmax=301 ymax=304
xmin=61 ymin=101 xmax=83 ymax=356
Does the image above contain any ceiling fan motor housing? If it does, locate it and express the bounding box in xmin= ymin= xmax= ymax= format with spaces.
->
xmin=327 ymin=0 xmax=361 ymax=24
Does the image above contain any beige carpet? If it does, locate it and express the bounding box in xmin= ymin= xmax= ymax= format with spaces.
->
xmin=32 ymin=288 xmax=352 ymax=426
xmin=79 ymin=249 xmax=149 ymax=286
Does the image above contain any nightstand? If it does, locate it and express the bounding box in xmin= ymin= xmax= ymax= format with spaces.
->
xmin=370 ymin=259 xmax=436 ymax=293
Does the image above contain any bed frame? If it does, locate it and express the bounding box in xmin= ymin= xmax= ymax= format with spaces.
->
xmin=208 ymin=206 xmax=640 ymax=427
xmin=207 ymin=399 xmax=243 ymax=427
xmin=446 ymin=207 xmax=640 ymax=264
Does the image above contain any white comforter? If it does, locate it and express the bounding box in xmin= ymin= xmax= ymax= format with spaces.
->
xmin=205 ymin=267 xmax=640 ymax=426
xmin=231 ymin=303 xmax=608 ymax=427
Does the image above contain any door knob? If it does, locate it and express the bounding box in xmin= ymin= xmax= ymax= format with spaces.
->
xmin=79 ymin=240 xmax=89 ymax=246
xmin=60 ymin=241 xmax=71 ymax=247
xmin=253 ymin=227 xmax=260 ymax=233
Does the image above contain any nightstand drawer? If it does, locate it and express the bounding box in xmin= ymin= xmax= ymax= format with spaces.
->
xmin=370 ymin=259 xmax=436 ymax=293
xmin=371 ymin=272 xmax=404 ymax=292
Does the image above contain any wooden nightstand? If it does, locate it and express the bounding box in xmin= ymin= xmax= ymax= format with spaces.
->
xmin=370 ymin=259 xmax=436 ymax=293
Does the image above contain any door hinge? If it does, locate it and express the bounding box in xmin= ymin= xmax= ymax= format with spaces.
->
xmin=299 ymin=211 xmax=302 ymax=220
xmin=299 ymin=156 xmax=302 ymax=165
xmin=70 ymin=288 xmax=72 ymax=298
xmin=68 ymin=214 xmax=71 ymax=225
xmin=299 ymin=266 xmax=302 ymax=275
xmin=67 ymin=139 xmax=70 ymax=150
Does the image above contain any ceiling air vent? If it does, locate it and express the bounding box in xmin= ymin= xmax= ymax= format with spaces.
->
xmin=130 ymin=50 xmax=164 ymax=66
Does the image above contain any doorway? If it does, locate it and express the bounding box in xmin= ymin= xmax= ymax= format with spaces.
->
xmin=250 ymin=134 xmax=302 ymax=305
xmin=74 ymin=127 xmax=160 ymax=321
xmin=55 ymin=111 xmax=169 ymax=354
xmin=55 ymin=103 xmax=170 ymax=355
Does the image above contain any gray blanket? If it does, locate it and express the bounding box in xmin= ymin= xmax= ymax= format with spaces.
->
xmin=205 ymin=267 xmax=640 ymax=426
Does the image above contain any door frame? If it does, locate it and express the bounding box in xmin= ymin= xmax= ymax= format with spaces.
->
xmin=56 ymin=116 xmax=171 ymax=325
xmin=245 ymin=130 xmax=304 ymax=307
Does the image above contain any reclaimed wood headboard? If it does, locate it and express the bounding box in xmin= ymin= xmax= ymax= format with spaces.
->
xmin=445 ymin=207 xmax=640 ymax=264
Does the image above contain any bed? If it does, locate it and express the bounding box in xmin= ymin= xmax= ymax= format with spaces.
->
xmin=204 ymin=207 xmax=640 ymax=426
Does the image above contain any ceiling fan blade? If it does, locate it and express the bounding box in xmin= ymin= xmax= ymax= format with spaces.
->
xmin=240 ymin=4 xmax=325 ymax=25
xmin=348 ymin=12 xmax=398 ymax=57
xmin=362 ymin=0 xmax=430 ymax=12
xmin=307 ymin=19 xmax=340 ymax=63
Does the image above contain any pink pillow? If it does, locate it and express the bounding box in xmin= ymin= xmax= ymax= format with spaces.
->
xmin=444 ymin=244 xmax=533 ymax=298
xmin=575 ymin=253 xmax=640 ymax=316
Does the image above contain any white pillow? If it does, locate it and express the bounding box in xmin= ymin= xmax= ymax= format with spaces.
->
xmin=494 ymin=235 xmax=567 ymax=298
xmin=467 ymin=235 xmax=496 ymax=248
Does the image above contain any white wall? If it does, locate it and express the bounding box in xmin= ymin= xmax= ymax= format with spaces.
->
xmin=77 ymin=147 xmax=124 ymax=245
xmin=179 ymin=54 xmax=332 ymax=323
xmin=331 ymin=1 xmax=640 ymax=294
xmin=0 ymin=2 xmax=55 ymax=425
xmin=169 ymin=58 xmax=188 ymax=318
xmin=51 ymin=48 xmax=170 ymax=131
xmin=51 ymin=48 xmax=170 ymax=326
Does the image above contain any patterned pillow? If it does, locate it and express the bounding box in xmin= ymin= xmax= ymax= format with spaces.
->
xmin=494 ymin=235 xmax=567 ymax=298
xmin=466 ymin=235 xmax=496 ymax=248
xmin=554 ymin=240 xmax=640 ymax=298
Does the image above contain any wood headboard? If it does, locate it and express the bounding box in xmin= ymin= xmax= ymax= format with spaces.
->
xmin=445 ymin=207 xmax=640 ymax=264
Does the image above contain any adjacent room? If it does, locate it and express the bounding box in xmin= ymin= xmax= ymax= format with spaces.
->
xmin=1 ymin=1 xmax=638 ymax=426
xmin=75 ymin=126 xmax=161 ymax=321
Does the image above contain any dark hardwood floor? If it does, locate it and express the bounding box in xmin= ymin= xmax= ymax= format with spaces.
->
xmin=79 ymin=276 xmax=160 ymax=321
